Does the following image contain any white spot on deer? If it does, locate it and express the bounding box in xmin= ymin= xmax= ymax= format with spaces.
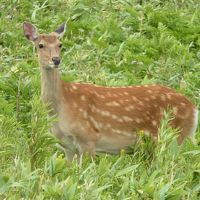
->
xmin=72 ymin=85 xmax=77 ymax=90
xmin=151 ymin=96 xmax=156 ymax=100
xmin=100 ymin=94 xmax=105 ymax=99
xmin=121 ymin=131 xmax=132 ymax=136
xmin=145 ymin=116 xmax=150 ymax=120
xmin=152 ymin=120 xmax=157 ymax=127
xmin=181 ymin=102 xmax=186 ymax=107
xmin=65 ymin=87 xmax=69 ymax=92
xmin=144 ymin=85 xmax=149 ymax=87
xmin=112 ymin=129 xmax=132 ymax=137
xmin=86 ymin=121 xmax=90 ymax=127
xmin=89 ymin=116 xmax=101 ymax=130
xmin=112 ymin=94 xmax=118 ymax=97
xmin=80 ymin=95 xmax=86 ymax=101
xmin=80 ymin=126 xmax=85 ymax=131
xmin=179 ymin=111 xmax=190 ymax=119
xmin=111 ymin=114 xmax=118 ymax=120
xmin=112 ymin=129 xmax=121 ymax=134
xmin=107 ymin=92 xmax=112 ymax=97
xmin=82 ymin=111 xmax=88 ymax=119
xmin=106 ymin=123 xmax=111 ymax=128
xmin=132 ymin=96 xmax=138 ymax=101
xmin=160 ymin=107 xmax=164 ymax=116
xmin=144 ymin=112 xmax=150 ymax=120
xmin=136 ymin=118 xmax=142 ymax=123
xmin=69 ymin=88 xmax=74 ymax=92
xmin=125 ymin=105 xmax=135 ymax=111
xmin=125 ymin=107 xmax=130 ymax=111
xmin=72 ymin=102 xmax=77 ymax=108
xmin=98 ymin=122 xmax=103 ymax=129
xmin=122 ymin=131 xmax=132 ymax=136
xmin=106 ymin=101 xmax=120 ymax=107
xmin=90 ymin=105 xmax=101 ymax=113
xmin=147 ymin=90 xmax=153 ymax=94
xmin=101 ymin=110 xmax=110 ymax=117
xmin=166 ymin=93 xmax=172 ymax=100
xmin=173 ymin=107 xmax=178 ymax=115
xmin=137 ymin=107 xmax=142 ymax=111
xmin=144 ymin=97 xmax=149 ymax=101
xmin=146 ymin=111 xmax=150 ymax=115
xmin=79 ymin=108 xmax=83 ymax=112
xmin=119 ymin=99 xmax=129 ymax=104
xmin=93 ymin=91 xmax=105 ymax=99
xmin=117 ymin=117 xmax=124 ymax=123
xmin=160 ymin=94 xmax=166 ymax=101
xmin=122 ymin=116 xmax=133 ymax=122
xmin=153 ymin=135 xmax=157 ymax=140
xmin=138 ymin=101 xmax=144 ymax=106
xmin=136 ymin=85 xmax=141 ymax=88
xmin=124 ymin=92 xmax=129 ymax=95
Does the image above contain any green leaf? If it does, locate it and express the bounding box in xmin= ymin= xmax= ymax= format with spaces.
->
xmin=116 ymin=164 xmax=139 ymax=177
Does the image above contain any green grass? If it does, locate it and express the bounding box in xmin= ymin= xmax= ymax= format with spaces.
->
xmin=0 ymin=0 xmax=200 ymax=199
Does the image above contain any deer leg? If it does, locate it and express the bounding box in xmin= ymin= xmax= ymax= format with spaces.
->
xmin=55 ymin=135 xmax=78 ymax=162
xmin=78 ymin=141 xmax=96 ymax=157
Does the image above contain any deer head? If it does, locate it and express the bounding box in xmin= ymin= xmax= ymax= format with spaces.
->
xmin=23 ymin=22 xmax=66 ymax=69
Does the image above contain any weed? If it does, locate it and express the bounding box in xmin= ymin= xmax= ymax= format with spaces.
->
xmin=0 ymin=0 xmax=200 ymax=199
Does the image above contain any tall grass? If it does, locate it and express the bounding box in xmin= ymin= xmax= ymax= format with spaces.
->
xmin=0 ymin=0 xmax=200 ymax=199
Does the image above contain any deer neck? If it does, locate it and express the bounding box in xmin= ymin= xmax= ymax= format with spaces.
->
xmin=41 ymin=68 xmax=62 ymax=113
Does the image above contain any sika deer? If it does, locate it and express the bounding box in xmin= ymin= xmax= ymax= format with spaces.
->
xmin=23 ymin=22 xmax=198 ymax=161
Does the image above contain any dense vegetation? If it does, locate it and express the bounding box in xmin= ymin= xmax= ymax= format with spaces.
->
xmin=0 ymin=0 xmax=200 ymax=199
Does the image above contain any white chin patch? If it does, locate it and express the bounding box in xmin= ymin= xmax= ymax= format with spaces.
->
xmin=46 ymin=64 xmax=55 ymax=69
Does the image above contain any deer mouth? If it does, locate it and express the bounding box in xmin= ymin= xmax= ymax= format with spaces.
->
xmin=44 ymin=63 xmax=59 ymax=70
xmin=54 ymin=64 xmax=59 ymax=68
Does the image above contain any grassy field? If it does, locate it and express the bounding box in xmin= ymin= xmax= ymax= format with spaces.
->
xmin=0 ymin=0 xmax=200 ymax=199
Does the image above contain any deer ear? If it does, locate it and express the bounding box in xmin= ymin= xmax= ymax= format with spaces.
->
xmin=55 ymin=23 xmax=66 ymax=38
xmin=23 ymin=22 xmax=38 ymax=41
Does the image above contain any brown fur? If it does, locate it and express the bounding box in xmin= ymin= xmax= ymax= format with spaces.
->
xmin=23 ymin=22 xmax=198 ymax=161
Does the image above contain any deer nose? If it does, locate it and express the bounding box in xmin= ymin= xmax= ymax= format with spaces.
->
xmin=52 ymin=57 xmax=60 ymax=66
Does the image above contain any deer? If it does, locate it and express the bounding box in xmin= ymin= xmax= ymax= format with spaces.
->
xmin=23 ymin=22 xmax=198 ymax=161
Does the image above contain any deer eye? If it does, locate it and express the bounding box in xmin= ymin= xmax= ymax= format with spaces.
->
xmin=58 ymin=43 xmax=62 ymax=48
xmin=39 ymin=44 xmax=44 ymax=48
